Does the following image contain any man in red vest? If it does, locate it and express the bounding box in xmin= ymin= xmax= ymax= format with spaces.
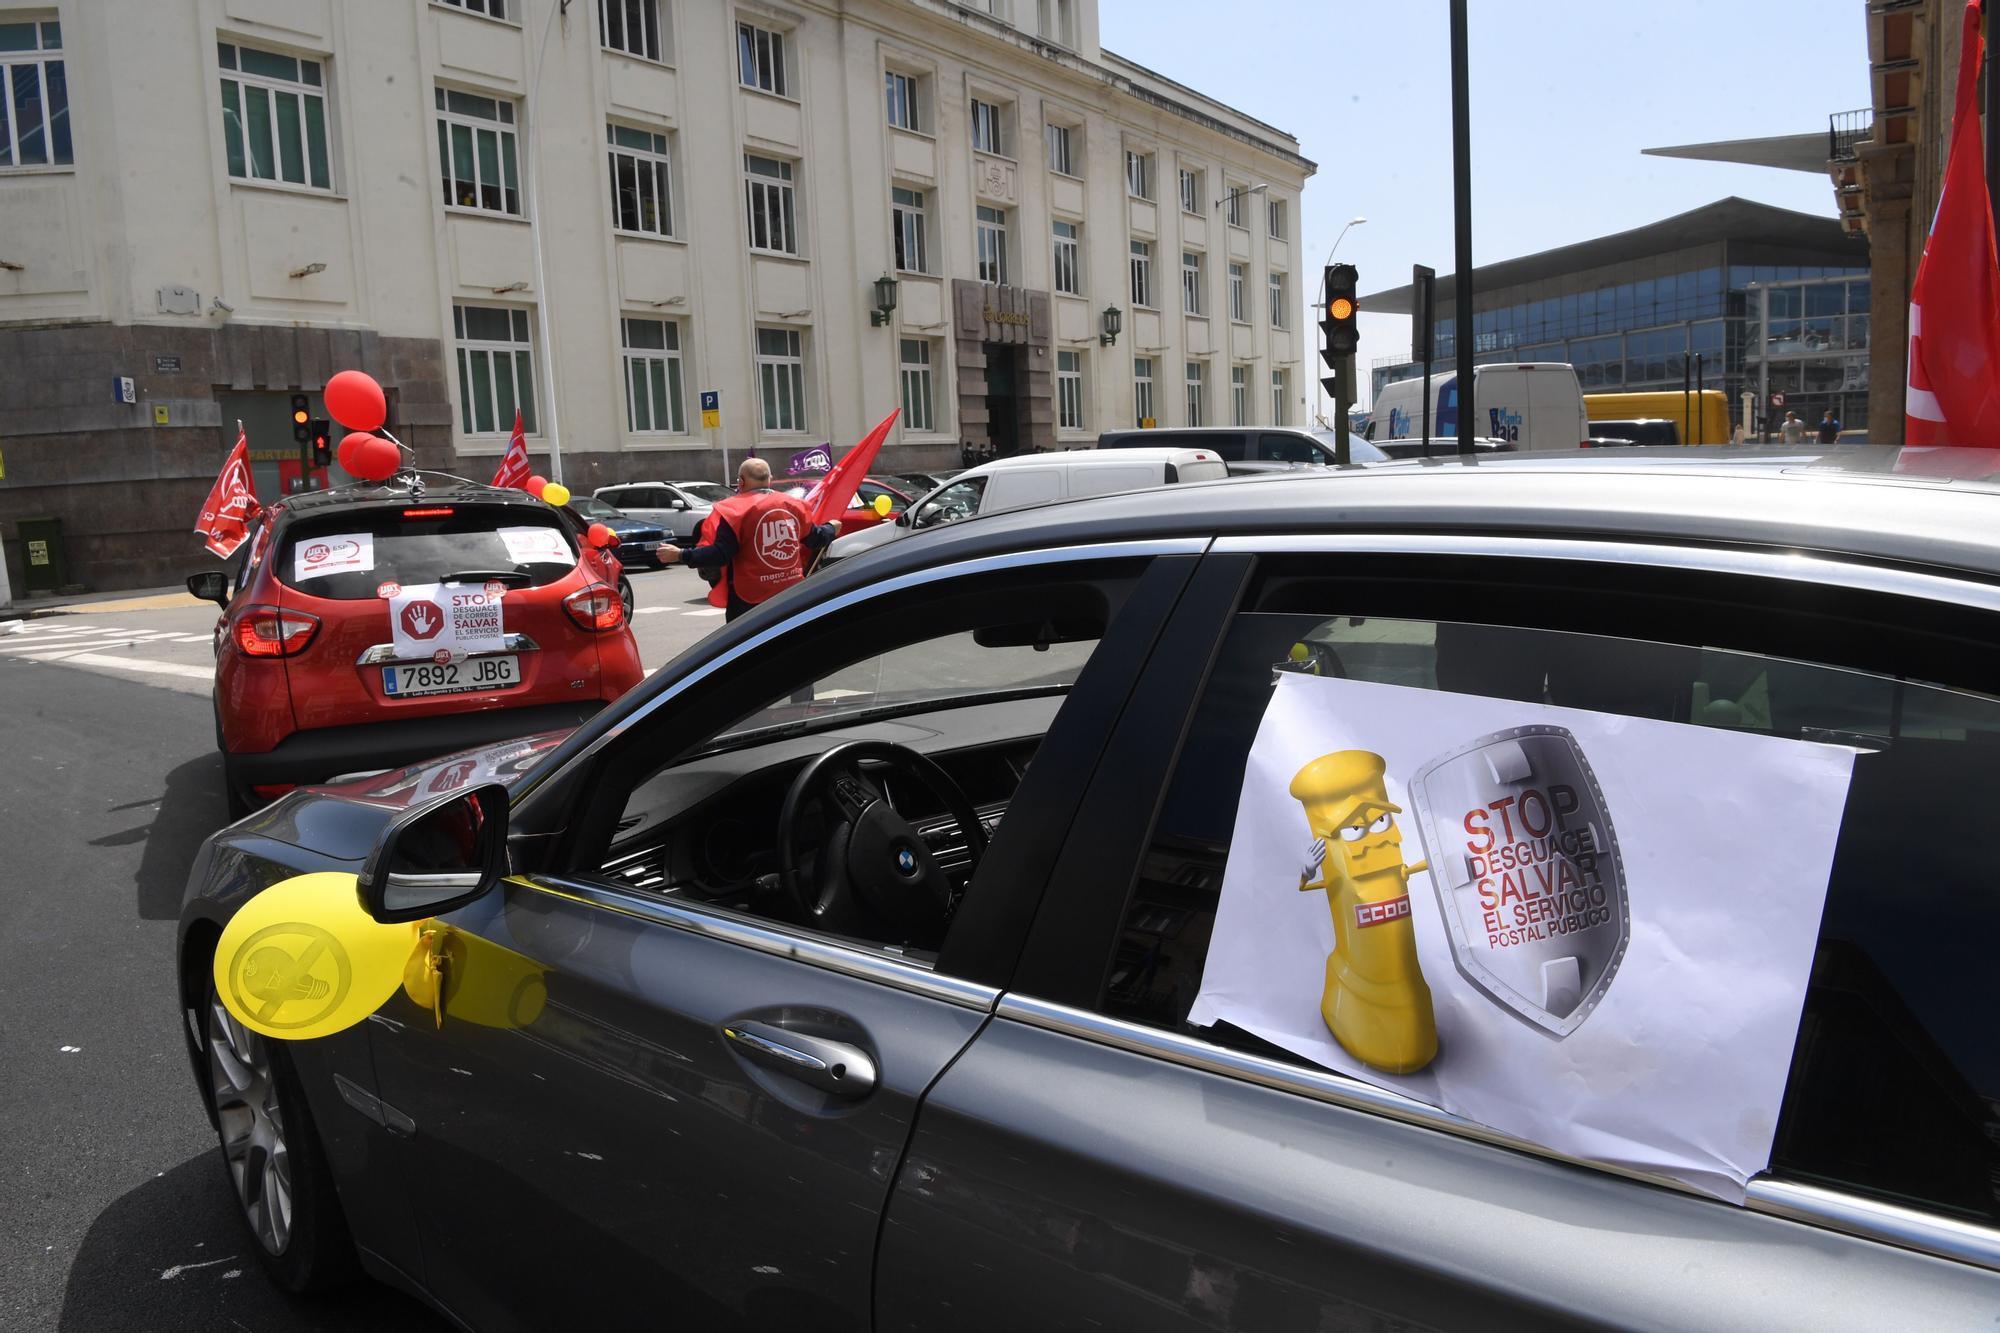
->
xmin=659 ymin=458 xmax=838 ymax=620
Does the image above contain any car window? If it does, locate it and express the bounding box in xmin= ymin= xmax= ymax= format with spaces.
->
xmin=911 ymin=478 xmax=987 ymax=530
xmin=1256 ymin=433 xmax=1318 ymax=464
xmin=275 ymin=505 xmax=578 ymax=600
xmin=856 ymin=481 xmax=908 ymax=512
xmin=678 ymin=483 xmax=730 ymax=505
xmin=1095 ymin=592 xmax=2000 ymax=1226
xmin=571 ymin=496 xmax=620 ymax=520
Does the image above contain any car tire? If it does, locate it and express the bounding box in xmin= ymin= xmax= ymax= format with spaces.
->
xmin=201 ymin=972 xmax=358 ymax=1293
xmin=619 ymin=576 xmax=634 ymax=621
xmin=220 ymin=755 xmax=255 ymax=821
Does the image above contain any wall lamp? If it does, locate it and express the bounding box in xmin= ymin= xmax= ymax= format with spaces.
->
xmin=1099 ymin=305 xmax=1123 ymax=346
xmin=288 ymin=261 xmax=328 ymax=279
xmin=1216 ymin=181 xmax=1268 ymax=211
xmin=870 ymin=272 xmax=899 ymax=327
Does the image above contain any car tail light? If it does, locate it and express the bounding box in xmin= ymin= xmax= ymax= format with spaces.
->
xmin=233 ymin=605 xmax=320 ymax=657
xmin=564 ymin=585 xmax=625 ymax=632
xmin=402 ymin=506 xmax=455 ymax=518
xmin=252 ymin=784 xmax=296 ymax=800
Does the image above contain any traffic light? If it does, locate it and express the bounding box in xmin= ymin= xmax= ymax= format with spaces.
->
xmin=290 ymin=393 xmax=312 ymax=446
xmin=1320 ymin=263 xmax=1359 ymax=360
xmin=309 ymin=419 xmax=332 ymax=468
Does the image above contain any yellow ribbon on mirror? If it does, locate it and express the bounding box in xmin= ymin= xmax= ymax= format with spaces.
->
xmin=213 ymin=873 xmax=425 ymax=1041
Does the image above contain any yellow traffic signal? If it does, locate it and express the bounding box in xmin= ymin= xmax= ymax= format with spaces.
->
xmin=292 ymin=408 xmax=310 ymax=424
xmin=1328 ymin=297 xmax=1355 ymax=322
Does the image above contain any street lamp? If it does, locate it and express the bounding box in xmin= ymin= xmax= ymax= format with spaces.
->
xmin=1100 ymin=305 xmax=1123 ymax=346
xmin=1215 ymin=181 xmax=1268 ymax=212
xmin=870 ymin=272 xmax=900 ymax=327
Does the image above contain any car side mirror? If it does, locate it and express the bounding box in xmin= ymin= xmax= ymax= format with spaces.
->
xmin=357 ymin=782 xmax=510 ymax=924
xmin=895 ymin=510 xmax=912 ymax=527
xmin=187 ymin=571 xmax=230 ymax=608
xmin=671 ymin=497 xmax=689 ymax=510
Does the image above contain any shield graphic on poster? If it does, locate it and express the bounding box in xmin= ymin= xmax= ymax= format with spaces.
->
xmin=1408 ymin=725 xmax=1629 ymax=1037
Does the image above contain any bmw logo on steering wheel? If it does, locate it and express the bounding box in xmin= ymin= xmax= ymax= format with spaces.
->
xmin=895 ymin=847 xmax=917 ymax=875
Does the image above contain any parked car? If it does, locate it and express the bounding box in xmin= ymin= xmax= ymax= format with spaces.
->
xmin=1097 ymin=426 xmax=1388 ymax=473
xmin=823 ymin=445 xmax=1229 ymax=565
xmin=1372 ymin=435 xmax=1517 ymax=459
xmin=591 ymin=481 xmax=731 ymax=544
xmin=563 ymin=494 xmax=670 ymax=568
xmin=888 ymin=470 xmax=958 ymax=495
xmin=770 ymin=474 xmax=915 ymax=535
xmin=185 ymin=473 xmax=644 ymax=817
xmin=178 ymin=446 xmax=2000 ymax=1327
xmin=1588 ymin=417 xmax=1682 ymax=447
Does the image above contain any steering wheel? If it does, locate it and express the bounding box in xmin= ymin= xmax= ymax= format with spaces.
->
xmin=777 ymin=741 xmax=988 ymax=945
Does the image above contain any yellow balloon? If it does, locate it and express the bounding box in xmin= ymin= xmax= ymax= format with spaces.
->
xmin=213 ymin=873 xmax=424 ymax=1041
xmin=872 ymin=493 xmax=893 ymax=518
xmin=542 ymin=482 xmax=571 ymax=507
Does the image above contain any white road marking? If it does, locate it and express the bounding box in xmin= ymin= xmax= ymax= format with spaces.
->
xmin=682 ymin=608 xmax=724 ymax=617
xmin=1 ymin=639 xmax=157 ymax=658
xmin=52 ymin=654 xmax=213 ymax=681
xmin=633 ymin=606 xmax=668 ymax=614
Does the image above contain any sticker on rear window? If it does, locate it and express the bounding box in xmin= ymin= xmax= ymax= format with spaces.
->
xmin=497 ymin=526 xmax=572 ymax=567
xmin=295 ymin=532 xmax=374 ymax=582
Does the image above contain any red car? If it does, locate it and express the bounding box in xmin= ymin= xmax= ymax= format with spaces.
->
xmin=187 ymin=474 xmax=644 ymax=816
xmin=770 ymin=474 xmax=915 ymax=534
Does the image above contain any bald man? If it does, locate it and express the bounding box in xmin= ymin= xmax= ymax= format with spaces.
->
xmin=659 ymin=458 xmax=837 ymax=619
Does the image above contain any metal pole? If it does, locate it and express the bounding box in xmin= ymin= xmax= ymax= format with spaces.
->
xmin=1694 ymin=353 xmax=1704 ymax=446
xmin=1757 ymin=286 xmax=1771 ymax=443
xmin=525 ymin=0 xmax=565 ymax=484
xmin=1681 ymin=329 xmax=1691 ymax=447
xmin=1450 ymin=0 xmax=1475 ymax=456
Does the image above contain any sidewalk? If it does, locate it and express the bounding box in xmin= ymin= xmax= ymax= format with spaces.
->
xmin=0 ymin=584 xmax=202 ymax=621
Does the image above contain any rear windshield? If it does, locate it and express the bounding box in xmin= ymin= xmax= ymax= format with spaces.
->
xmin=276 ymin=504 xmax=578 ymax=600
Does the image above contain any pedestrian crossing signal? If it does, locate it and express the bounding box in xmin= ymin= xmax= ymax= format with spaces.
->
xmin=310 ymin=419 xmax=332 ymax=468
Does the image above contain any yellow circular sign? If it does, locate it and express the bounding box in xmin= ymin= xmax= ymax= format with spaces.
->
xmin=213 ymin=873 xmax=423 ymax=1041
xmin=1329 ymin=297 xmax=1355 ymax=321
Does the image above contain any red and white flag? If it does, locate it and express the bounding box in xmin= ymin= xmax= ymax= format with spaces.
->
xmin=491 ymin=409 xmax=531 ymax=489
xmin=1905 ymin=0 xmax=2000 ymax=447
xmin=193 ymin=427 xmax=261 ymax=559
xmin=804 ymin=409 xmax=900 ymax=525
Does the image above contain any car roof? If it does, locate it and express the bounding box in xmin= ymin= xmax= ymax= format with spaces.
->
xmin=808 ymin=447 xmax=2000 ymax=589
xmin=979 ymin=447 xmax=1220 ymax=468
xmin=269 ymin=472 xmax=547 ymax=522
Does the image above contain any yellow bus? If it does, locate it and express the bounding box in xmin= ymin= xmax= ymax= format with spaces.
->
xmin=1583 ymin=390 xmax=1732 ymax=446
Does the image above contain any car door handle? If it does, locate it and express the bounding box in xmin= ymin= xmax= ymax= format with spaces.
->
xmin=721 ymin=1021 xmax=877 ymax=1099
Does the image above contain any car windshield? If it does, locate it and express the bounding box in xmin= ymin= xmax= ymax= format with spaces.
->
xmin=570 ymin=496 xmax=622 ymax=520
xmin=276 ymin=504 xmax=578 ymax=600
xmin=676 ymin=483 xmax=730 ymax=504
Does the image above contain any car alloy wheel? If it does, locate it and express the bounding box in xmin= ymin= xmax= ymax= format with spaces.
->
xmin=206 ymin=997 xmax=294 ymax=1255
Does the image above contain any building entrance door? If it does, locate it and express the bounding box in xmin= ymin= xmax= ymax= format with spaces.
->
xmin=983 ymin=343 xmax=1019 ymax=456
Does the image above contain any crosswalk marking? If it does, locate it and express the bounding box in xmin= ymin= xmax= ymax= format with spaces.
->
xmin=1 ymin=638 xmax=161 ymax=657
xmin=683 ymin=608 xmax=724 ymax=618
xmin=55 ymin=653 xmax=213 ymax=682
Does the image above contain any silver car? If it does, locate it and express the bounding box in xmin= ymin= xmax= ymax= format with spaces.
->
xmin=178 ymin=448 xmax=2000 ymax=1328
xmin=592 ymin=480 xmax=732 ymax=543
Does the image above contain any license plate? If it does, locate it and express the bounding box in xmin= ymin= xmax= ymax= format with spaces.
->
xmin=381 ymin=655 xmax=520 ymax=697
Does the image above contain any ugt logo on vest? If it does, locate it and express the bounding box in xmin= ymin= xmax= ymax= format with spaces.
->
xmin=753 ymin=509 xmax=801 ymax=566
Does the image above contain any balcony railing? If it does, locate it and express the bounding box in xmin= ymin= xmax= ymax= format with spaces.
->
xmin=1829 ymin=108 xmax=1874 ymax=161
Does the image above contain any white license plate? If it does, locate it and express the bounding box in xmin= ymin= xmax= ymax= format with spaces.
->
xmin=381 ymin=655 xmax=520 ymax=697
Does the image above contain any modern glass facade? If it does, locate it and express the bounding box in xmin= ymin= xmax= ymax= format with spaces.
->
xmin=1373 ymin=250 xmax=1870 ymax=434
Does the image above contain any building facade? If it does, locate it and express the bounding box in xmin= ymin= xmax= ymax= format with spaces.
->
xmin=1364 ymin=199 xmax=1868 ymax=437
xmin=0 ymin=0 xmax=1312 ymax=593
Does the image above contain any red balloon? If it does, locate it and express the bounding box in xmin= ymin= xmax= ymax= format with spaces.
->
xmin=586 ymin=522 xmax=620 ymax=549
xmin=342 ymin=433 xmax=401 ymax=483
xmin=525 ymin=474 xmax=547 ymax=498
xmin=335 ymin=432 xmax=365 ymax=474
xmin=324 ymin=370 xmax=387 ymax=432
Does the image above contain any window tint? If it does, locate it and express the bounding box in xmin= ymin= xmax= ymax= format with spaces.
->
xmin=1101 ymin=580 xmax=2000 ymax=1225
xmin=911 ymin=477 xmax=986 ymax=530
xmin=1256 ymin=432 xmax=1319 ymax=464
xmin=276 ymin=505 xmax=577 ymax=600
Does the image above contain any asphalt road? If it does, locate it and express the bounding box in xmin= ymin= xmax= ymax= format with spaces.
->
xmin=0 ymin=564 xmax=720 ymax=1331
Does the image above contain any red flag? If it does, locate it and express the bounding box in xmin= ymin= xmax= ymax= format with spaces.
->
xmin=804 ymin=409 xmax=900 ymax=525
xmin=491 ymin=410 xmax=531 ymax=488
xmin=193 ymin=428 xmax=261 ymax=559
xmin=1905 ymin=0 xmax=2000 ymax=447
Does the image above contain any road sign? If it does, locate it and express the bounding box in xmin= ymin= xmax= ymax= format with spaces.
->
xmin=700 ymin=389 xmax=720 ymax=430
xmin=1769 ymin=391 xmax=1786 ymax=408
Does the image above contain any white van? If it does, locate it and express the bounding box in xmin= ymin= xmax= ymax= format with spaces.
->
xmin=1370 ymin=363 xmax=1588 ymax=452
xmin=823 ymin=447 xmax=1227 ymax=565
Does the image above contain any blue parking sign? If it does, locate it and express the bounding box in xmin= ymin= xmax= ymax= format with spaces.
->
xmin=699 ymin=390 xmax=719 ymax=412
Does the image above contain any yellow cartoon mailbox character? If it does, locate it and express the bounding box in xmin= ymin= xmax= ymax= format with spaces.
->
xmin=1291 ymin=750 xmax=1439 ymax=1074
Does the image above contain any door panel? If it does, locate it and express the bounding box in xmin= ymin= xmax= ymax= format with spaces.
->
xmin=367 ymin=875 xmax=987 ymax=1332
xmin=878 ymin=1015 xmax=2000 ymax=1331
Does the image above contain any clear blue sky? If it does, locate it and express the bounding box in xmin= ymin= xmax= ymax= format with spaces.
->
xmin=1100 ymin=0 xmax=1873 ymax=406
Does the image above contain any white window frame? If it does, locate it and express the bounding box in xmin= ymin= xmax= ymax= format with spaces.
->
xmin=755 ymin=326 xmax=808 ymax=433
xmin=1045 ymin=120 xmax=1074 ymax=176
xmin=1037 ymin=0 xmax=1076 ymax=47
xmin=1125 ymin=148 xmax=1152 ymax=201
xmin=454 ymin=303 xmax=538 ymax=437
xmin=737 ymin=20 xmax=790 ymax=97
xmin=599 ymin=0 xmax=664 ymax=62
xmin=1182 ymin=251 xmax=1204 ymax=316
xmin=437 ymin=0 xmax=510 ymax=19
xmin=1178 ymin=167 xmax=1200 ymax=215
xmin=621 ymin=316 xmax=686 ymax=434
xmin=976 ymin=204 xmax=1009 ymax=285
xmin=744 ymin=152 xmax=798 ymax=255
xmin=1052 ymin=219 xmax=1081 ymax=296
xmin=1223 ymin=179 xmax=1246 ymax=228
xmin=1185 ymin=360 xmax=1205 ymax=427
xmin=1134 ymin=356 xmax=1155 ymax=425
xmin=970 ymin=98 xmax=1007 ymax=156
xmin=1130 ymin=240 xmax=1153 ymax=309
xmin=1231 ymin=364 xmax=1249 ymax=426
xmin=435 ymin=86 xmax=520 ymax=215
xmin=607 ymin=122 xmax=674 ymax=238
xmin=885 ymin=69 xmax=922 ymax=133
xmin=1228 ymin=262 xmax=1247 ymax=323
xmin=900 ymin=338 xmax=936 ymax=432
xmin=1272 ymin=368 xmax=1289 ymax=426
xmin=1267 ymin=196 xmax=1287 ymax=239
xmin=219 ymin=40 xmax=331 ymax=192
xmin=1057 ymin=349 xmax=1085 ymax=430
xmin=892 ymin=185 xmax=929 ymax=275
xmin=1269 ymin=271 xmax=1286 ymax=328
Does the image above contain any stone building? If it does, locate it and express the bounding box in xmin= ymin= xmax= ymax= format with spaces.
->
xmin=0 ymin=0 xmax=1312 ymax=592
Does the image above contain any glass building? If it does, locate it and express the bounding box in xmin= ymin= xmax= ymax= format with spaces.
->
xmin=1364 ymin=198 xmax=1870 ymax=434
